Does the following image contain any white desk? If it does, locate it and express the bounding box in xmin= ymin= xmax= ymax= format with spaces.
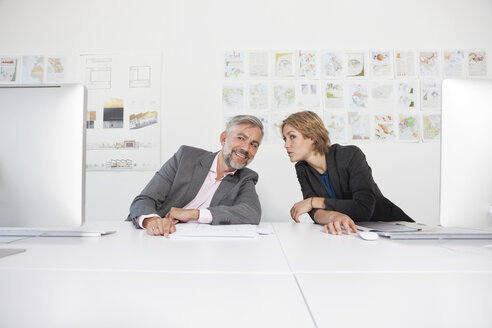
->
xmin=273 ymin=222 xmax=492 ymax=328
xmin=0 ymin=222 xmax=313 ymax=328
xmin=2 ymin=221 xmax=492 ymax=327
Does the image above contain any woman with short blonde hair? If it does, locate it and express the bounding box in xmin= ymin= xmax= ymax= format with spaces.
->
xmin=282 ymin=111 xmax=413 ymax=235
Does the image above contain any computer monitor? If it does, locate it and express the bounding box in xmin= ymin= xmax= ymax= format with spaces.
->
xmin=440 ymin=78 xmax=492 ymax=227
xmin=0 ymin=84 xmax=86 ymax=228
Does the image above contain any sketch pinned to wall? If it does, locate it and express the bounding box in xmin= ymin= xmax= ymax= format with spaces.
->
xmin=273 ymin=82 xmax=295 ymax=110
xmin=345 ymin=52 xmax=366 ymax=77
xmin=369 ymin=81 xmax=394 ymax=108
xmin=396 ymin=80 xmax=419 ymax=110
xmin=79 ymin=52 xmax=161 ymax=171
xmin=347 ymin=82 xmax=368 ymax=109
xmin=320 ymin=52 xmax=343 ymax=78
xmin=443 ymin=50 xmax=465 ymax=77
xmin=421 ymin=80 xmax=441 ymax=110
xmin=374 ymin=114 xmax=396 ymax=141
xmin=224 ymin=51 xmax=245 ymax=78
xmin=297 ymin=81 xmax=320 ymax=108
xmin=248 ymin=51 xmax=269 ymax=77
xmin=398 ymin=114 xmax=421 ymax=142
xmin=324 ymin=112 xmax=347 ymax=144
xmin=348 ymin=112 xmax=370 ymax=140
xmin=22 ymin=55 xmax=44 ymax=84
xmin=419 ymin=51 xmax=441 ymax=77
xmin=248 ymin=82 xmax=269 ymax=110
xmin=370 ymin=51 xmax=393 ymax=78
xmin=422 ymin=113 xmax=441 ymax=142
xmin=0 ymin=57 xmax=20 ymax=83
xmin=298 ymin=50 xmax=318 ymax=78
xmin=394 ymin=51 xmax=416 ymax=77
xmin=467 ymin=51 xmax=487 ymax=77
xmin=222 ymin=83 xmax=244 ymax=110
xmin=323 ymin=81 xmax=345 ymax=109
xmin=46 ymin=56 xmax=67 ymax=83
xmin=274 ymin=51 xmax=296 ymax=78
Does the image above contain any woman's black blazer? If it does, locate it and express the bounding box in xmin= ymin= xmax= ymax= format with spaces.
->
xmin=295 ymin=144 xmax=413 ymax=222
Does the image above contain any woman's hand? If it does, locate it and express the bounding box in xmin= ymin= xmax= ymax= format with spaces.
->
xmin=314 ymin=210 xmax=357 ymax=235
xmin=290 ymin=198 xmax=313 ymax=223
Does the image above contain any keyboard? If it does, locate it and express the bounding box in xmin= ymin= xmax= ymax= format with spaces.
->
xmin=0 ymin=229 xmax=116 ymax=237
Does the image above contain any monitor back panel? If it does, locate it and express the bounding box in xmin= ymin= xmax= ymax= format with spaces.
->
xmin=0 ymin=85 xmax=86 ymax=228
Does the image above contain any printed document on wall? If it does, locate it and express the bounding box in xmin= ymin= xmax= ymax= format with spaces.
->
xmin=78 ymin=52 xmax=161 ymax=171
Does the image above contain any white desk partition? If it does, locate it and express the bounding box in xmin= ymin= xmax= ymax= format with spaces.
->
xmin=273 ymin=223 xmax=492 ymax=328
xmin=0 ymin=270 xmax=314 ymax=328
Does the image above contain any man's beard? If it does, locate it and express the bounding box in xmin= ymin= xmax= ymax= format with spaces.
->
xmin=223 ymin=141 xmax=251 ymax=170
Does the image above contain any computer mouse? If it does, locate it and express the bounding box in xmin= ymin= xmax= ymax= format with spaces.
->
xmin=358 ymin=231 xmax=379 ymax=241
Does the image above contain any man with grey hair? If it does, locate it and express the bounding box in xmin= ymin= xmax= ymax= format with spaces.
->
xmin=127 ymin=115 xmax=264 ymax=236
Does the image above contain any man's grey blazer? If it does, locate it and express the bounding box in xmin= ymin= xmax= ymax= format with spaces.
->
xmin=127 ymin=145 xmax=261 ymax=227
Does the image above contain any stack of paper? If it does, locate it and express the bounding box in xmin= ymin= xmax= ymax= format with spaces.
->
xmin=168 ymin=223 xmax=258 ymax=239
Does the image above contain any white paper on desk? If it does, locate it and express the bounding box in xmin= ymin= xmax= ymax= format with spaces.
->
xmin=168 ymin=223 xmax=258 ymax=239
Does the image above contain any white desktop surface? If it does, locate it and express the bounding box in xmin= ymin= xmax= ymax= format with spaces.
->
xmin=273 ymin=222 xmax=492 ymax=272
xmin=273 ymin=223 xmax=492 ymax=328
xmin=0 ymin=270 xmax=313 ymax=328
xmin=2 ymin=221 xmax=492 ymax=327
xmin=0 ymin=221 xmax=290 ymax=273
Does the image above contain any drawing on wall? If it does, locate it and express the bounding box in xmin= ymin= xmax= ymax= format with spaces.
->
xmin=129 ymin=66 xmax=151 ymax=88
xmin=347 ymin=82 xmax=368 ymax=109
xmin=297 ymin=81 xmax=320 ymax=107
xmin=374 ymin=114 xmax=395 ymax=141
xmin=323 ymin=81 xmax=344 ymax=109
xmin=394 ymin=51 xmax=416 ymax=77
xmin=83 ymin=55 xmax=112 ymax=89
xmin=348 ymin=112 xmax=370 ymax=140
xmin=371 ymin=51 xmax=393 ymax=78
xmin=421 ymin=81 xmax=441 ymax=110
xmin=248 ymin=83 xmax=268 ymax=110
xmin=273 ymin=82 xmax=295 ymax=109
xmin=274 ymin=51 xmax=296 ymax=77
xmin=346 ymin=53 xmax=365 ymax=77
xmin=46 ymin=56 xmax=66 ymax=83
xmin=370 ymin=81 xmax=393 ymax=108
xmin=422 ymin=113 xmax=441 ymax=141
xmin=103 ymin=97 xmax=124 ymax=128
xmin=87 ymin=111 xmax=96 ymax=129
xmin=79 ymin=52 xmax=161 ymax=171
xmin=224 ymin=51 xmax=245 ymax=78
xmin=222 ymin=84 xmax=244 ymax=110
xmin=0 ymin=57 xmax=19 ymax=82
xmin=443 ymin=50 xmax=464 ymax=77
xmin=298 ymin=50 xmax=318 ymax=78
xmin=221 ymin=49 xmax=488 ymax=144
xmin=324 ymin=113 xmax=346 ymax=144
xmin=419 ymin=51 xmax=440 ymax=77
xmin=248 ymin=51 xmax=269 ymax=77
xmin=397 ymin=81 xmax=418 ymax=110
xmin=468 ymin=51 xmax=487 ymax=77
xmin=321 ymin=52 xmax=343 ymax=78
xmin=129 ymin=111 xmax=158 ymax=129
xmin=22 ymin=55 xmax=44 ymax=84
xmin=398 ymin=114 xmax=421 ymax=142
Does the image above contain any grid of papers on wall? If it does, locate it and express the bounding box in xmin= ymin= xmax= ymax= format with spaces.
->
xmin=0 ymin=53 xmax=161 ymax=171
xmin=221 ymin=50 xmax=488 ymax=144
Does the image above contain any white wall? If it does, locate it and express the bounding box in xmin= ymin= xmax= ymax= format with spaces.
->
xmin=1 ymin=0 xmax=491 ymax=224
